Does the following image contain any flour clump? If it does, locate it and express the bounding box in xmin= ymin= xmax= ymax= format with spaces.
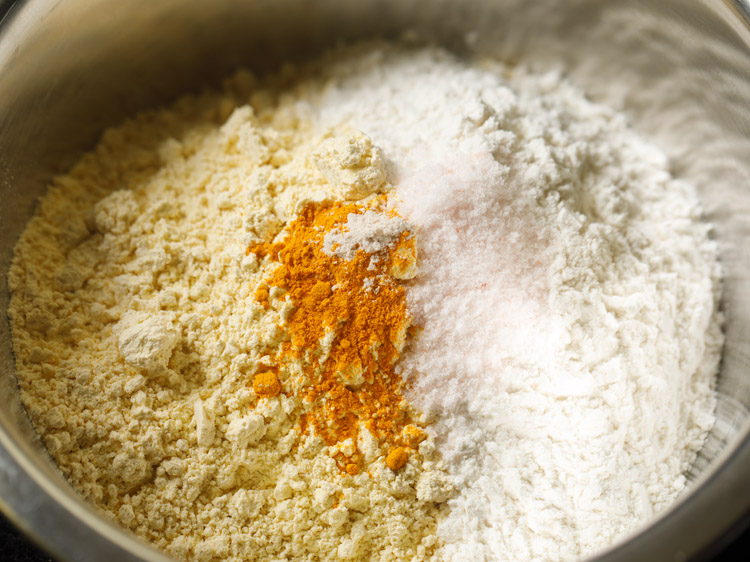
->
xmin=116 ymin=311 xmax=179 ymax=375
xmin=313 ymin=132 xmax=387 ymax=200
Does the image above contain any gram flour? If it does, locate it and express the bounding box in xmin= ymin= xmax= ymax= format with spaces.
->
xmin=8 ymin=71 xmax=449 ymax=562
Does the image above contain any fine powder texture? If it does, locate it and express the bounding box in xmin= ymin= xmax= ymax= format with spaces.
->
xmin=322 ymin=209 xmax=411 ymax=262
xmin=7 ymin=82 xmax=450 ymax=561
xmin=7 ymin=42 xmax=723 ymax=562
xmin=298 ymin=46 xmax=723 ymax=561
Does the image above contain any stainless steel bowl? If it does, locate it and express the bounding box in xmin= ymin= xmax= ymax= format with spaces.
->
xmin=1 ymin=1 xmax=750 ymax=560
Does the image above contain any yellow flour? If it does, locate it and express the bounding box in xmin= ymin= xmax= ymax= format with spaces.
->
xmin=8 ymin=70 xmax=451 ymax=562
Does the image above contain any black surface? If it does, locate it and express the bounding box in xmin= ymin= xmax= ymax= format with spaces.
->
xmin=0 ymin=513 xmax=53 ymax=562
xmin=0 ymin=508 xmax=748 ymax=562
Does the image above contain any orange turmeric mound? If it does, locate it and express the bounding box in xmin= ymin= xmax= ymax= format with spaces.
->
xmin=385 ymin=447 xmax=409 ymax=471
xmin=249 ymin=198 xmax=420 ymax=472
xmin=253 ymin=371 xmax=281 ymax=397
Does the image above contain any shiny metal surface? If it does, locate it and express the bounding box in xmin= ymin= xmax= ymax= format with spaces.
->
xmin=1 ymin=1 xmax=750 ymax=560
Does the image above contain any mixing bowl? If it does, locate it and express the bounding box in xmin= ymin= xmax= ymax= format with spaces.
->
xmin=1 ymin=0 xmax=750 ymax=560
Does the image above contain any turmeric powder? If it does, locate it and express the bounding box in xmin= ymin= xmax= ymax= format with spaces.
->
xmin=385 ymin=447 xmax=409 ymax=471
xmin=253 ymin=371 xmax=281 ymax=397
xmin=249 ymin=197 xmax=421 ymax=472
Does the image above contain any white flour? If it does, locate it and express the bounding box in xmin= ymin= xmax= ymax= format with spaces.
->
xmin=297 ymin=46 xmax=723 ymax=561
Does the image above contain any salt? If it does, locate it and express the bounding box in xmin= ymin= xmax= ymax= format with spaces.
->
xmin=322 ymin=209 xmax=410 ymax=260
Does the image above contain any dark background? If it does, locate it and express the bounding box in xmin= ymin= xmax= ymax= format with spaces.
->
xmin=3 ymin=510 xmax=748 ymax=561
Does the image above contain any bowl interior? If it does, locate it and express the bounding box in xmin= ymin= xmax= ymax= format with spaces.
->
xmin=1 ymin=1 xmax=750 ymax=561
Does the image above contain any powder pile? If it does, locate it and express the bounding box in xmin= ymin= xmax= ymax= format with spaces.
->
xmin=297 ymin=46 xmax=723 ymax=561
xmin=322 ymin=208 xmax=412 ymax=262
xmin=249 ymin=198 xmax=422 ymax=474
xmin=7 ymin=71 xmax=451 ymax=562
xmin=7 ymin=42 xmax=723 ymax=562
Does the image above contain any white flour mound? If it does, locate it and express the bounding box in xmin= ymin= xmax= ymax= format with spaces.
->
xmin=301 ymin=46 xmax=723 ymax=562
